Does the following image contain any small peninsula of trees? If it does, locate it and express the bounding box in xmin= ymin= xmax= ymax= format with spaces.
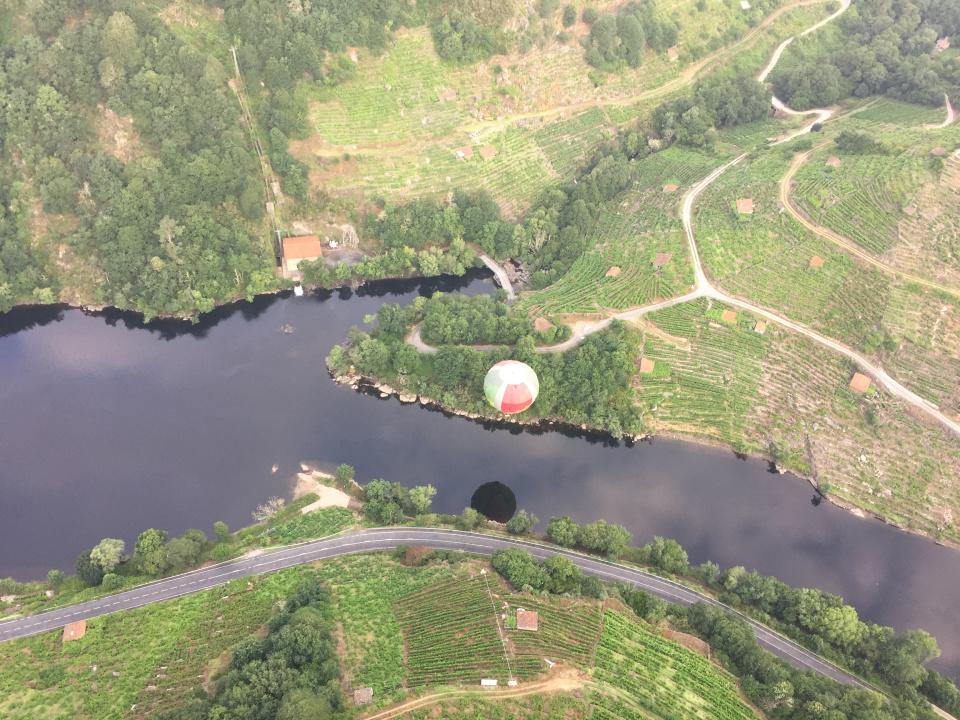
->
xmin=328 ymin=295 xmax=644 ymax=437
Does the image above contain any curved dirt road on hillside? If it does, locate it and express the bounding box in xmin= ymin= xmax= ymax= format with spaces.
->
xmin=925 ymin=94 xmax=956 ymax=130
xmin=403 ymin=0 xmax=960 ymax=439
xmin=779 ymin=146 xmax=960 ymax=299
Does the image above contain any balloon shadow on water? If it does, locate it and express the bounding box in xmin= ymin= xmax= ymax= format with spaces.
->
xmin=470 ymin=481 xmax=517 ymax=523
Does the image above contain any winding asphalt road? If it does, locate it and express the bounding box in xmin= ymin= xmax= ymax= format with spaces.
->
xmin=0 ymin=527 xmax=872 ymax=692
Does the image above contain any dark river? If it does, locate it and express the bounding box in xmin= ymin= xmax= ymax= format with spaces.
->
xmin=1 ymin=273 xmax=959 ymax=678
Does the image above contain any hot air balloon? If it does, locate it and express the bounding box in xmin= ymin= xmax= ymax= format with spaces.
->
xmin=484 ymin=360 xmax=539 ymax=414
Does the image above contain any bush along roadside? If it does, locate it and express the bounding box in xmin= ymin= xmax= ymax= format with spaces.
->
xmin=490 ymin=545 xmax=946 ymax=720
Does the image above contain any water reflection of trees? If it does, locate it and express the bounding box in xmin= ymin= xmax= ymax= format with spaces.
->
xmin=0 ymin=304 xmax=65 ymax=338
xmin=0 ymin=269 xmax=493 ymax=341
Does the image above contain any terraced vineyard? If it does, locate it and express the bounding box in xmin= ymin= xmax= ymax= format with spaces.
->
xmin=504 ymin=595 xmax=604 ymax=675
xmin=0 ymin=569 xmax=309 ymax=720
xmin=892 ymin=149 xmax=960 ymax=287
xmin=786 ymin=126 xmax=960 ymax=291
xmin=627 ymin=291 xmax=960 ymax=540
xmin=880 ymin=283 xmax=960 ymax=418
xmin=532 ymin=107 xmax=615 ymax=179
xmin=519 ymin=146 xmax=715 ymax=314
xmin=744 ymin=319 xmax=960 ymax=537
xmin=314 ymin=556 xmax=455 ymax=699
xmin=395 ymin=575 xmax=511 ymax=686
xmin=635 ymin=299 xmax=768 ymax=443
xmin=792 ymin=150 xmax=927 ymax=256
xmin=697 ymin=151 xmax=898 ymax=347
xmin=307 ymin=31 xmax=466 ymax=147
xmin=332 ymin=123 xmax=563 ymax=217
xmin=845 ymin=98 xmax=949 ymax=128
xmin=591 ymin=611 xmax=758 ymax=720
xmin=287 ymin=0 xmax=835 ymax=216
xmin=696 ymin=147 xmax=960 ymax=416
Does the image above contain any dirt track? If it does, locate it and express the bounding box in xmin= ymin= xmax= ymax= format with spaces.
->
xmin=404 ymin=0 xmax=960 ymax=440
xmin=779 ymin=145 xmax=960 ymax=300
xmin=359 ymin=667 xmax=585 ymax=720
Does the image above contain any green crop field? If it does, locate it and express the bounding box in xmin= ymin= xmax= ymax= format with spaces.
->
xmin=504 ymin=594 xmax=604 ymax=675
xmin=0 ymin=570 xmax=306 ymax=720
xmin=394 ymin=575 xmax=511 ymax=686
xmin=591 ymin=611 xmax=758 ymax=720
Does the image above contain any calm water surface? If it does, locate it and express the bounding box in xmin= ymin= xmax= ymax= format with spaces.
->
xmin=1 ymin=273 xmax=959 ymax=678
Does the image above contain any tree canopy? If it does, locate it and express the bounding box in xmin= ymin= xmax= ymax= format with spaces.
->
xmin=771 ymin=0 xmax=960 ymax=109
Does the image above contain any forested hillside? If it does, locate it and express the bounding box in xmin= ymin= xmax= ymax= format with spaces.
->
xmin=0 ymin=0 xmax=281 ymax=317
xmin=771 ymin=0 xmax=960 ymax=108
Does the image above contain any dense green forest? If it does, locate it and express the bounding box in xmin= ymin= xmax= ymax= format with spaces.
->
xmin=580 ymin=1 xmax=679 ymax=71
xmin=0 ymin=0 xmax=276 ymax=317
xmin=771 ymin=0 xmax=960 ymax=108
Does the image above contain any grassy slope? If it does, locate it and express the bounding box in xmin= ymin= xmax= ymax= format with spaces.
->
xmin=634 ymin=297 xmax=960 ymax=539
xmin=0 ymin=556 xmax=759 ymax=720
xmin=286 ymin=0 xmax=829 ymax=216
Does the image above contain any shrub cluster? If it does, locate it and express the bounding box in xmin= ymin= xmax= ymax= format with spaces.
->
xmin=491 ymin=548 xmax=604 ymax=597
xmin=156 ymin=574 xmax=342 ymax=720
xmin=770 ymin=0 xmax=960 ymax=109
xmin=581 ymin=1 xmax=679 ymax=70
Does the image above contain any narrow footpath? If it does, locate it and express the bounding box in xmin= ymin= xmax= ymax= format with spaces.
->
xmin=925 ymin=93 xmax=956 ymax=130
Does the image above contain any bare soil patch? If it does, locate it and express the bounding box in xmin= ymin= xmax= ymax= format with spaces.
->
xmin=95 ymin=105 xmax=142 ymax=163
xmin=292 ymin=471 xmax=352 ymax=512
xmin=158 ymin=1 xmax=224 ymax=27
xmin=663 ymin=628 xmax=711 ymax=657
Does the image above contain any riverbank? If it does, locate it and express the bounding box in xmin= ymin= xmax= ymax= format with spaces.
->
xmin=337 ymin=369 xmax=959 ymax=553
